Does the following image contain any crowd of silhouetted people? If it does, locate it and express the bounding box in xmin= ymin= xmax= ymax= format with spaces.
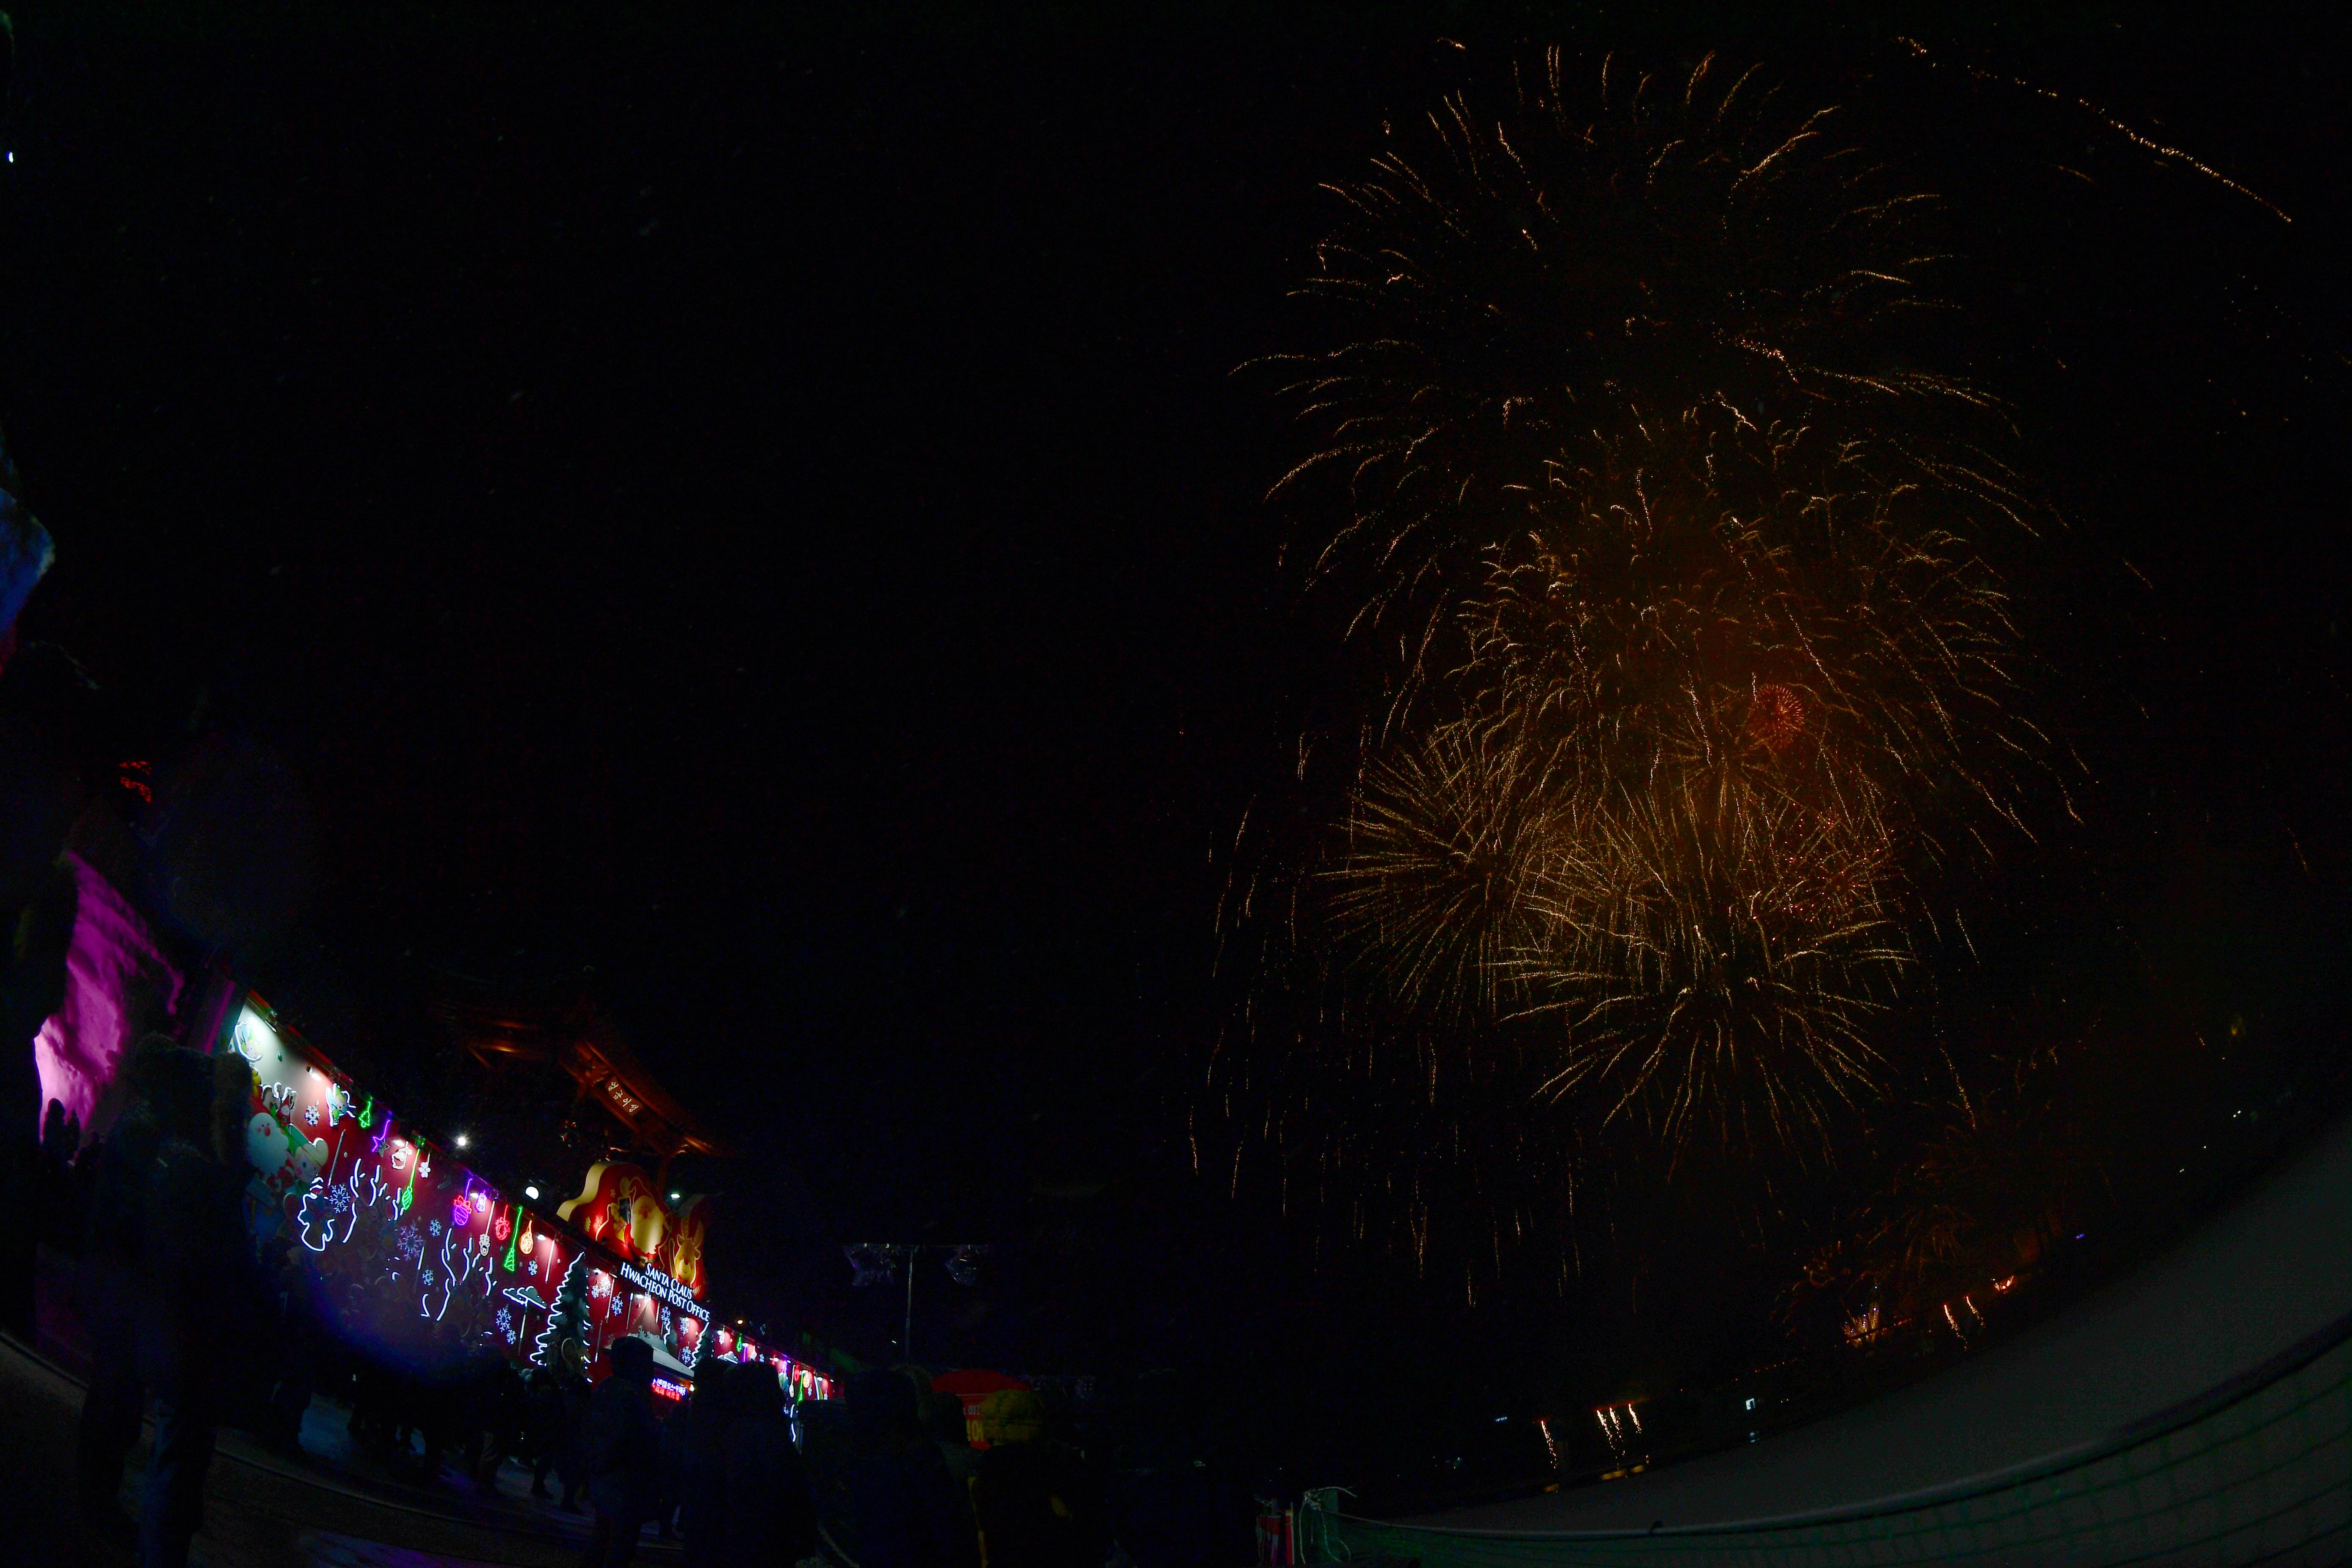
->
xmin=576 ymin=1348 xmax=1116 ymax=1568
xmin=66 ymin=1038 xmax=262 ymax=1567
xmin=18 ymin=1032 xmax=1164 ymax=1566
xmin=808 ymin=1367 xmax=1108 ymax=1568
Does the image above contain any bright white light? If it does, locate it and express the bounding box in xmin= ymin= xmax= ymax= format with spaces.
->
xmin=454 ymin=1133 xmax=471 ymax=1149
xmin=525 ymin=1185 xmax=540 ymax=1200
xmin=669 ymin=1191 xmax=681 ymax=1201
xmin=233 ymin=1006 xmax=282 ymax=1066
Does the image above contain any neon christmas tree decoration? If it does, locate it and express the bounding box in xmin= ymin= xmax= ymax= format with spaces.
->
xmin=534 ymin=1255 xmax=590 ymax=1369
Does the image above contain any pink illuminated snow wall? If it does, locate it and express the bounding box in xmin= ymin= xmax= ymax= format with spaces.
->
xmin=33 ymin=852 xmax=181 ymax=1137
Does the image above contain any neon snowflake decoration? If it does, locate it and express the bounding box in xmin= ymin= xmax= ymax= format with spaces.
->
xmin=428 ymin=1219 xmax=444 ymax=1239
xmin=304 ymin=1105 xmax=321 ymax=1127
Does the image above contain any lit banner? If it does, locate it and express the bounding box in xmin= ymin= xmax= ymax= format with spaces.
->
xmin=32 ymin=853 xmax=182 ymax=1138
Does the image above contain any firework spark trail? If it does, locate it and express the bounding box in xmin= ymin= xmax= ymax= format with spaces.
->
xmin=1894 ymin=38 xmax=2292 ymax=225
xmin=1326 ymin=723 xmax=1560 ymax=1016
xmin=1334 ymin=685 xmax=1917 ymax=1154
xmin=1315 ymin=406 xmax=2031 ymax=1152
xmin=1254 ymin=47 xmax=1995 ymax=662
xmin=1458 ymin=407 xmax=2029 ymax=805
xmin=1506 ymin=768 xmax=1907 ymax=1149
xmin=1211 ymin=49 xmax=2069 ymax=1291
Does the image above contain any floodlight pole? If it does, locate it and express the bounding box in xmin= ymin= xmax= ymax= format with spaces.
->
xmin=903 ymin=1247 xmax=917 ymax=1364
xmin=865 ymin=1242 xmax=981 ymax=1365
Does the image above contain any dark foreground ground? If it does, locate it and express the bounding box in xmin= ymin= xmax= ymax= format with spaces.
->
xmin=0 ymin=1329 xmax=686 ymax=1568
xmin=1413 ymin=1104 xmax=2352 ymax=1533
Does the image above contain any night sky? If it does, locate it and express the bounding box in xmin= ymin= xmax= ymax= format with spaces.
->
xmin=5 ymin=4 xmax=2351 ymax=1493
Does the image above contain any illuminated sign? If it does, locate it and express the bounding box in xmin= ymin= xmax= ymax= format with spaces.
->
xmin=601 ymin=1076 xmax=645 ymax=1119
xmin=622 ymin=1260 xmax=708 ymax=1322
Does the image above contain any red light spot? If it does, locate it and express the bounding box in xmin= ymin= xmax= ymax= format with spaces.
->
xmin=1747 ymin=685 xmax=1806 ymax=754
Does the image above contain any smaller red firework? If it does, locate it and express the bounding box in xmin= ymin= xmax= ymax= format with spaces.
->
xmin=1747 ymin=683 xmax=1807 ymax=754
